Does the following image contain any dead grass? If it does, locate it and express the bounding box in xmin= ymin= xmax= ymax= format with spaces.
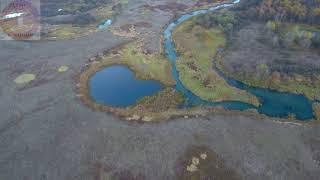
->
xmin=313 ymin=103 xmax=320 ymax=121
xmin=175 ymin=145 xmax=241 ymax=180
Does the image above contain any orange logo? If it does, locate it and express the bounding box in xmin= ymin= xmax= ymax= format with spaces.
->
xmin=0 ymin=0 xmax=40 ymax=40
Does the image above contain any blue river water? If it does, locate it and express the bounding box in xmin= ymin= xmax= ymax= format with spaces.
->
xmin=89 ymin=65 xmax=163 ymax=107
xmin=97 ymin=19 xmax=112 ymax=29
xmin=163 ymin=0 xmax=315 ymax=120
xmin=90 ymin=0 xmax=315 ymax=120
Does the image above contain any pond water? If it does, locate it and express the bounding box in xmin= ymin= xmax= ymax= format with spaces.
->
xmin=97 ymin=19 xmax=112 ymax=29
xmin=90 ymin=0 xmax=315 ymax=120
xmin=89 ymin=65 xmax=162 ymax=107
xmin=163 ymin=0 xmax=315 ymax=120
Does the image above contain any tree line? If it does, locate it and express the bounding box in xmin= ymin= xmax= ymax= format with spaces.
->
xmin=249 ymin=0 xmax=320 ymax=24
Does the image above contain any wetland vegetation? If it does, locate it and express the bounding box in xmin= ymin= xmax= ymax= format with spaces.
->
xmin=313 ymin=102 xmax=320 ymax=120
xmin=77 ymin=0 xmax=320 ymax=122
xmin=78 ymin=42 xmax=187 ymax=121
xmin=172 ymin=16 xmax=259 ymax=106
xmin=4 ymin=1 xmax=320 ymax=179
xmin=215 ymin=0 xmax=320 ymax=101
xmin=42 ymin=0 xmax=127 ymax=39
xmin=175 ymin=145 xmax=241 ymax=180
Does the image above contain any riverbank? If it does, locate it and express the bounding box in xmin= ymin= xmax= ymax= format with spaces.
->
xmin=3 ymin=0 xmax=320 ymax=179
xmin=215 ymin=22 xmax=320 ymax=101
xmin=77 ymin=41 xmax=189 ymax=121
xmin=217 ymin=21 xmax=320 ymax=100
xmin=77 ymin=41 xmax=263 ymax=122
xmin=43 ymin=0 xmax=228 ymax=41
xmin=78 ymin=0 xmax=319 ymax=122
xmin=172 ymin=17 xmax=259 ymax=106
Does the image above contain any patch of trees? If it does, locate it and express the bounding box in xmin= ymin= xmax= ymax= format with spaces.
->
xmin=194 ymin=11 xmax=238 ymax=35
xmin=264 ymin=21 xmax=320 ymax=49
xmin=234 ymin=0 xmax=320 ymax=49
xmin=189 ymin=0 xmax=320 ymax=50
xmin=241 ymin=0 xmax=320 ymax=24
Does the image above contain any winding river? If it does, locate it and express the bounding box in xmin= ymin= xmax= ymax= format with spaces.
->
xmin=163 ymin=0 xmax=315 ymax=120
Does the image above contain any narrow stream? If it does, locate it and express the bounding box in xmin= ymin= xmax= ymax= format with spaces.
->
xmin=163 ymin=0 xmax=315 ymax=120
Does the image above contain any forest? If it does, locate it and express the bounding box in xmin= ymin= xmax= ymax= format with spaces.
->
xmin=194 ymin=0 xmax=320 ymax=49
xmin=244 ymin=0 xmax=320 ymax=24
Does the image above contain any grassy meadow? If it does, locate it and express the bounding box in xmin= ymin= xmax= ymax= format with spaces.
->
xmin=172 ymin=18 xmax=259 ymax=106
